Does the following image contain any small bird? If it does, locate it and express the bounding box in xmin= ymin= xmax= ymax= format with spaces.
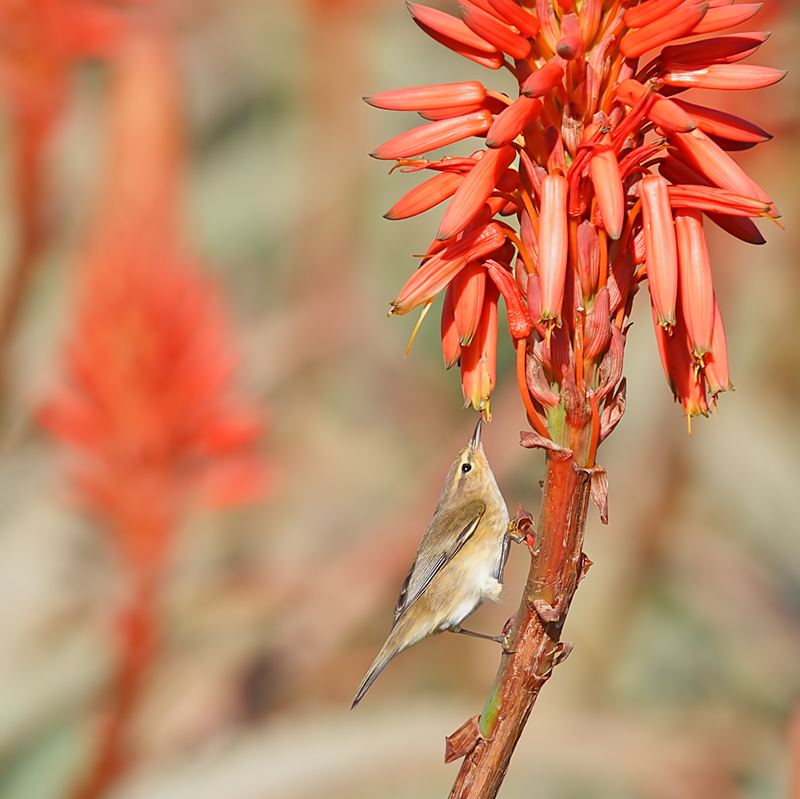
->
xmin=352 ymin=418 xmax=511 ymax=708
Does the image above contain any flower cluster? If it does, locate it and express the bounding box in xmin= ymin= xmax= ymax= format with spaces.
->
xmin=368 ymin=0 xmax=782 ymax=444
xmin=38 ymin=29 xmax=266 ymax=576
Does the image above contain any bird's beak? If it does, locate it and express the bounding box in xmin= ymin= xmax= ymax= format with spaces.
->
xmin=470 ymin=418 xmax=482 ymax=449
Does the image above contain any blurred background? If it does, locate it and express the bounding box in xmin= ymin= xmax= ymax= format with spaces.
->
xmin=0 ymin=1 xmax=798 ymax=798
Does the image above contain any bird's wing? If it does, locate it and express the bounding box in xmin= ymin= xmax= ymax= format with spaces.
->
xmin=392 ymin=499 xmax=486 ymax=625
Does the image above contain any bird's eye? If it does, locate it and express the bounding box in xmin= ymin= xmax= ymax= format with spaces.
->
xmin=462 ymin=463 xmax=472 ymax=474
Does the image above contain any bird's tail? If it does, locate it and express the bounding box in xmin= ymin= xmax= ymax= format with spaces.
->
xmin=351 ymin=626 xmax=407 ymax=709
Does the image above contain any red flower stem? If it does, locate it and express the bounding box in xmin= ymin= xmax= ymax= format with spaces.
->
xmin=71 ymin=576 xmax=158 ymax=799
xmin=485 ymin=89 xmax=513 ymax=107
xmin=497 ymin=223 xmax=536 ymax=274
xmin=597 ymin=228 xmax=609 ymax=289
xmin=448 ymin=451 xmax=592 ymax=799
xmin=515 ymin=185 xmax=540 ymax=238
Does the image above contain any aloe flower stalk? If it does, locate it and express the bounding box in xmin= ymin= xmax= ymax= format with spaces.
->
xmin=38 ymin=28 xmax=266 ymax=799
xmin=366 ymin=0 xmax=783 ymax=796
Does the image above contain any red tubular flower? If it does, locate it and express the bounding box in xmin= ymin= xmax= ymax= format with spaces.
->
xmin=485 ymin=258 xmax=532 ymax=339
xmin=670 ymin=98 xmax=771 ymax=144
xmin=436 ymin=145 xmax=516 ymax=240
xmin=675 ymin=208 xmax=714 ymax=359
xmin=670 ymin=128 xmax=774 ymax=208
xmin=408 ymin=3 xmax=504 ymax=69
xmin=460 ymin=4 xmax=532 ymax=60
xmin=660 ymin=31 xmax=771 ymax=66
xmin=692 ymin=3 xmax=762 ymax=35
xmin=663 ymin=63 xmax=787 ymax=90
xmin=623 ymin=0 xmax=686 ymax=29
xmin=615 ymin=79 xmax=696 ymax=132
xmin=369 ymin=0 xmax=781 ymax=425
xmin=441 ymin=284 xmax=462 ymax=369
xmin=390 ymin=222 xmax=506 ymax=314
xmin=652 ymin=301 xmax=709 ymax=421
xmin=385 ymin=171 xmax=465 ymax=220
xmin=370 ymin=109 xmax=493 ymax=159
xmin=589 ymin=139 xmax=624 ymax=240
xmin=522 ymin=63 xmax=564 ymax=97
xmin=640 ymin=175 xmax=678 ymax=328
xmin=486 ymin=96 xmax=542 ymax=148
xmin=537 ymin=174 xmax=569 ymax=323
xmin=452 ymin=260 xmax=487 ymax=345
xmin=460 ymin=279 xmax=499 ymax=414
xmin=364 ymin=81 xmax=486 ymax=110
xmin=620 ymin=3 xmax=709 ymax=60
xmin=488 ymin=0 xmax=541 ymax=38
xmin=704 ymin=295 xmax=731 ymax=398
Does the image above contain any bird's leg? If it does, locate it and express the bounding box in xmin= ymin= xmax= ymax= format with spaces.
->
xmin=496 ymin=518 xmax=526 ymax=584
xmin=450 ymin=625 xmax=515 ymax=655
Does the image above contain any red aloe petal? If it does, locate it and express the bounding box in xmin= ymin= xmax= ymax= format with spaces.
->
xmin=486 ymin=96 xmax=542 ymax=148
xmin=589 ymin=145 xmax=625 ymax=240
xmin=538 ymin=173 xmax=569 ymax=322
xmin=669 ymin=129 xmax=772 ymax=206
xmin=452 ymin=260 xmax=487 ymax=345
xmin=640 ymin=175 xmax=678 ymax=328
xmin=707 ymin=213 xmax=765 ymax=244
xmin=690 ymin=2 xmax=762 ymax=35
xmin=672 ymin=98 xmax=771 ymax=143
xmin=364 ymin=81 xmax=486 ymax=111
xmin=385 ymin=171 xmax=465 ymax=220
xmin=437 ymin=145 xmax=516 ymax=240
xmin=704 ymin=294 xmax=731 ymax=396
xmin=413 ymin=20 xmax=505 ymax=69
xmin=651 ymin=301 xmax=709 ymax=418
xmin=370 ymin=109 xmax=493 ymax=160
xmin=391 ymin=222 xmax=506 ymax=313
xmin=485 ymin=259 xmax=532 ymax=339
xmin=623 ymin=0 xmax=686 ymax=29
xmin=667 ymin=185 xmax=770 ymax=217
xmin=460 ymin=0 xmax=501 ymax=16
xmin=460 ymin=280 xmax=499 ymax=412
xmin=675 ymin=208 xmax=714 ymax=357
xmin=663 ymin=64 xmax=787 ymax=91
xmin=487 ymin=0 xmax=541 ymax=37
xmin=460 ymin=5 xmax=532 ymax=60
xmin=620 ymin=3 xmax=709 ymax=60
xmin=615 ymin=79 xmax=696 ymax=133
xmin=660 ymin=31 xmax=770 ymax=66
xmin=441 ymin=284 xmax=462 ymax=368
xmin=522 ymin=62 xmax=565 ymax=98
xmin=408 ymin=3 xmax=498 ymax=52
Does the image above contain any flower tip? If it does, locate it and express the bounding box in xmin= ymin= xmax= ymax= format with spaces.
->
xmin=435 ymin=226 xmax=454 ymax=241
xmin=658 ymin=314 xmax=676 ymax=330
